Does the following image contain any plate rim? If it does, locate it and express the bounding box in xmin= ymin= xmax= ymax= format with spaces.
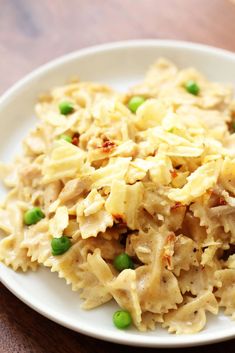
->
xmin=1 ymin=39 xmax=235 ymax=348
xmin=1 ymin=38 xmax=235 ymax=104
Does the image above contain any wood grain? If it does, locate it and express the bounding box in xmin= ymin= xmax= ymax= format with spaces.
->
xmin=1 ymin=0 xmax=235 ymax=352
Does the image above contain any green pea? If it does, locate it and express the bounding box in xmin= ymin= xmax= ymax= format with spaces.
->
xmin=59 ymin=134 xmax=72 ymax=143
xmin=185 ymin=80 xmax=200 ymax=95
xmin=59 ymin=101 xmax=74 ymax=115
xmin=51 ymin=236 xmax=71 ymax=256
xmin=128 ymin=96 xmax=145 ymax=113
xmin=113 ymin=310 xmax=132 ymax=329
xmin=113 ymin=253 xmax=134 ymax=271
xmin=24 ymin=207 xmax=45 ymax=225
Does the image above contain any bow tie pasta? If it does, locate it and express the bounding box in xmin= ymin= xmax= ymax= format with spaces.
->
xmin=1 ymin=58 xmax=235 ymax=334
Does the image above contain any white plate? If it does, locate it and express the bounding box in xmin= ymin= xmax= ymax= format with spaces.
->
xmin=1 ymin=40 xmax=235 ymax=348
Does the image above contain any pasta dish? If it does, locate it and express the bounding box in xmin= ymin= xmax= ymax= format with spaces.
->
xmin=1 ymin=59 xmax=235 ymax=334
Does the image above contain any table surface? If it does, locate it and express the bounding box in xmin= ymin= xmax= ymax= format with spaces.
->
xmin=1 ymin=0 xmax=235 ymax=352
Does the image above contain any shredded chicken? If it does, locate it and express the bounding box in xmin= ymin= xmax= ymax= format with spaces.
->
xmin=44 ymin=181 xmax=62 ymax=210
xmin=59 ymin=177 xmax=91 ymax=203
xmin=18 ymin=164 xmax=41 ymax=186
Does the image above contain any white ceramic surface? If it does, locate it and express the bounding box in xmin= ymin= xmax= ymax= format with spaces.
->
xmin=0 ymin=40 xmax=235 ymax=348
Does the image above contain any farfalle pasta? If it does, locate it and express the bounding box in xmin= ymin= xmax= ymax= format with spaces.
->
xmin=1 ymin=58 xmax=235 ymax=334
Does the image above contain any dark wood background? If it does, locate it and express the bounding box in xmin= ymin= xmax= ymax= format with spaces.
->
xmin=1 ymin=0 xmax=235 ymax=352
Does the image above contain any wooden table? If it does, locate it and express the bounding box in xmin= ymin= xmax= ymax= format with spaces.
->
xmin=1 ymin=0 xmax=235 ymax=352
